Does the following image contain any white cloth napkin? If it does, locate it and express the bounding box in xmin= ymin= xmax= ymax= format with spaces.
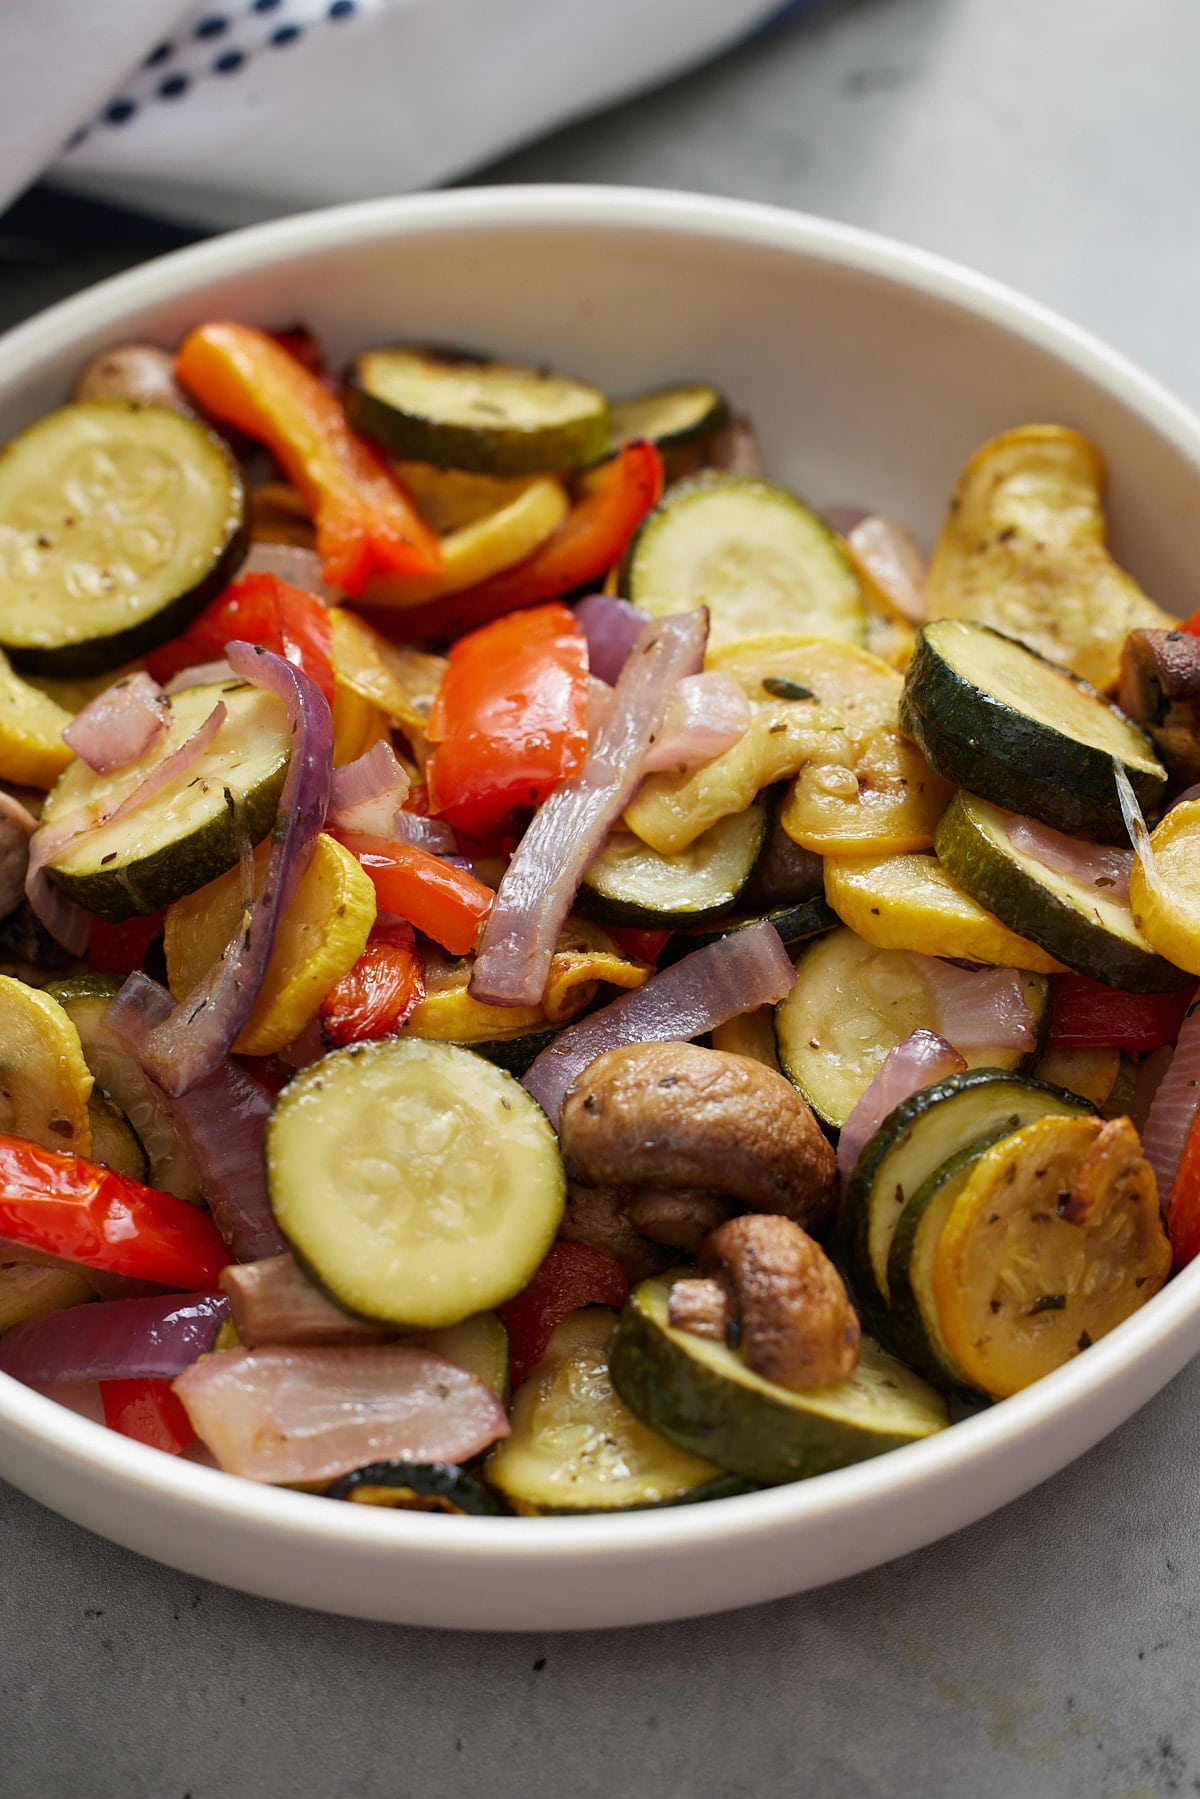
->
xmin=0 ymin=0 xmax=799 ymax=230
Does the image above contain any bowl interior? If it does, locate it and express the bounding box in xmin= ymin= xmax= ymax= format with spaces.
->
xmin=3 ymin=187 xmax=1200 ymax=1630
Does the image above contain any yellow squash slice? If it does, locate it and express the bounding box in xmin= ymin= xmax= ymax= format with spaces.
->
xmin=624 ymin=634 xmax=903 ymax=856
xmin=1128 ymin=796 xmax=1200 ymax=976
xmin=823 ymin=852 xmax=1065 ymax=972
xmin=361 ymin=476 xmax=568 ymax=609
xmin=328 ymin=607 xmax=447 ymax=744
xmin=1032 ymin=1044 xmax=1120 ymax=1110
xmin=164 ymin=833 xmax=377 ymax=1056
xmin=781 ymin=728 xmax=953 ymax=856
xmin=0 ymin=649 xmax=74 ymax=788
xmin=932 ymin=1114 xmax=1170 ymax=1397
xmin=0 ymin=977 xmax=93 ymax=1155
xmin=927 ymin=425 xmax=1174 ymax=691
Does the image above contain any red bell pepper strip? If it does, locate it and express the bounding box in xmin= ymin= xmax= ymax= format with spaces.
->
xmin=0 ymin=1135 xmax=230 ymax=1289
xmin=1047 ymin=973 xmax=1198 ymax=1052
xmin=174 ymin=322 xmax=441 ymax=596
xmin=606 ymin=925 xmax=673 ymax=965
xmin=425 ymin=601 xmax=588 ymax=833
xmin=319 ymin=919 xmax=426 ymax=1046
xmin=101 ymin=1377 xmax=197 ymax=1454
xmin=496 ymin=1240 xmax=630 ymax=1386
xmin=382 ymin=438 xmax=663 ymax=641
xmin=1168 ymin=1111 xmax=1200 ymax=1271
xmin=334 ymin=833 xmax=493 ymax=956
xmin=88 ymin=912 xmax=165 ymax=978
xmin=146 ymin=571 xmax=335 ymax=706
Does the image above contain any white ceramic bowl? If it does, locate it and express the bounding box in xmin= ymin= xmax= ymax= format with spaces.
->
xmin=2 ymin=186 xmax=1200 ymax=1633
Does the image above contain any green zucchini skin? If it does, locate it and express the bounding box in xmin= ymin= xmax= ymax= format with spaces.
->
xmin=344 ymin=344 xmax=609 ymax=475
xmin=657 ymin=897 xmax=836 ymax=969
xmin=40 ymin=681 xmax=290 ymax=922
xmin=578 ymin=801 xmax=766 ymax=930
xmin=464 ymin=1029 xmax=559 ymax=1077
xmin=900 ymin=620 xmax=1166 ymax=843
xmin=934 ymin=791 xmax=1189 ymax=994
xmin=840 ymin=1068 xmax=1094 ymax=1339
xmin=0 ymin=400 xmax=248 ymax=678
xmin=326 ymin=1461 xmax=504 ymax=1516
xmin=882 ymin=1135 xmax=1006 ymax=1391
xmin=608 ymin=1278 xmax=948 ymax=1484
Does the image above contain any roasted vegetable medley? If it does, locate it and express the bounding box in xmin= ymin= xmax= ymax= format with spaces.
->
xmin=0 ymin=319 xmax=1198 ymax=1516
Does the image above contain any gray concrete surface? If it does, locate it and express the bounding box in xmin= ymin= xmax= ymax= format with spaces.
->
xmin=3 ymin=1 xmax=1200 ymax=1792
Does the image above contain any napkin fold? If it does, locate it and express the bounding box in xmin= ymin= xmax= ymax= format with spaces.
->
xmin=1 ymin=0 xmax=816 ymax=231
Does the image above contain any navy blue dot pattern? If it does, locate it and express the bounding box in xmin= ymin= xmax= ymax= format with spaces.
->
xmin=71 ymin=1 xmax=367 ymax=139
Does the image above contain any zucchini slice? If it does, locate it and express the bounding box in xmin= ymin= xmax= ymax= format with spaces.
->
xmin=86 ymin=1092 xmax=150 ymax=1182
xmin=464 ymin=1029 xmax=559 ymax=1078
xmin=609 ymin=1276 xmax=948 ymax=1484
xmin=925 ymin=424 xmax=1174 ymax=693
xmin=44 ymin=974 xmax=204 ymax=1205
xmin=618 ymin=474 xmax=867 ymax=650
xmin=266 ymin=1038 xmax=566 ymax=1329
xmin=933 ymin=792 xmax=1185 ymax=994
xmin=823 ymin=852 xmax=1066 ymax=973
xmin=657 ymin=896 xmax=836 ymax=969
xmin=884 ymin=1137 xmax=1005 ymax=1390
xmin=40 ymin=678 xmax=291 ymax=921
xmin=0 ymin=399 xmax=247 ymax=677
xmin=605 ymin=383 xmax=729 ymax=455
xmin=931 ymin=1114 xmax=1171 ymax=1397
xmin=418 ymin=1311 xmax=510 ymax=1402
xmin=774 ymin=928 xmax=1049 ymax=1131
xmin=0 ymin=1264 xmax=94 ymax=1335
xmin=345 ymin=345 xmax=609 ymax=475
xmin=0 ymin=976 xmax=93 ymax=1156
xmin=485 ymin=1308 xmax=741 ymax=1514
xmin=327 ymin=1461 xmax=503 ymax=1516
xmin=579 ymin=800 xmax=766 ymax=928
xmin=841 ymin=1067 xmax=1093 ymax=1332
xmin=900 ymin=618 xmax=1166 ymax=842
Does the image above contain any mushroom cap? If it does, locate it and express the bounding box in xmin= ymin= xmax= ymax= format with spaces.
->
xmin=559 ymin=1042 xmax=836 ymax=1231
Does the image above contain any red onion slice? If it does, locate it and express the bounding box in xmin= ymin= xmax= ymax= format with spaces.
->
xmin=391 ymin=810 xmax=458 ymax=856
xmin=173 ymin=1344 xmax=510 ymax=1483
xmin=1141 ymin=994 xmax=1200 ymax=1203
xmin=523 ymin=918 xmax=796 ymax=1129
xmin=0 ymin=1290 xmax=228 ymax=1385
xmin=1008 ymin=814 xmax=1132 ymax=906
xmin=165 ymin=658 xmax=236 ymax=693
xmin=907 ymin=953 xmax=1038 ymax=1052
xmin=241 ymin=541 xmax=337 ymax=602
xmin=640 ymin=671 xmax=751 ymax=776
xmin=327 ymin=740 xmax=411 ymax=837
xmin=105 ymin=972 xmax=286 ymax=1262
xmin=573 ymin=593 xmax=651 ymax=684
xmin=837 ymin=1030 xmax=966 ymax=1187
xmin=471 ymin=609 xmax=709 ymax=1007
xmin=62 ymin=670 xmax=167 ymax=773
xmin=140 ymin=643 xmax=332 ymax=1095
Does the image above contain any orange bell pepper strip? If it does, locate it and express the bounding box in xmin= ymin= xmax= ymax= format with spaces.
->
xmin=0 ymin=1135 xmax=230 ymax=1288
xmin=174 ymin=322 xmax=441 ymax=597
xmin=334 ymin=833 xmax=493 ymax=956
xmin=102 ymin=1378 xmax=197 ymax=1454
xmin=381 ymin=438 xmax=663 ymax=641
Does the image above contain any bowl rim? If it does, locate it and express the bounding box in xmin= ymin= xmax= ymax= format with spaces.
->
xmin=3 ymin=182 xmax=1200 ymax=1579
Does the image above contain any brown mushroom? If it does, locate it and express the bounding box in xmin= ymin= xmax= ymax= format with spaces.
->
xmin=73 ymin=341 xmax=190 ymax=412
xmin=558 ymin=1184 xmax=674 ymax=1282
xmin=669 ymin=1213 xmax=860 ymax=1388
xmin=559 ymin=1041 xmax=836 ymax=1233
